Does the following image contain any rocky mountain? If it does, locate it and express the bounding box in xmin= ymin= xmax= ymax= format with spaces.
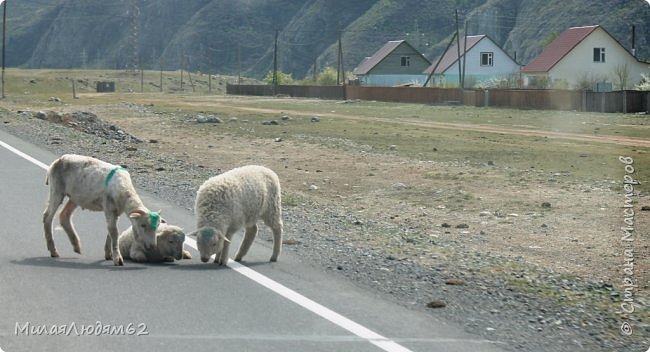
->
xmin=5 ymin=0 xmax=650 ymax=79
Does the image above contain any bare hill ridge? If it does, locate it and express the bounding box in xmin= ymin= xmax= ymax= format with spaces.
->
xmin=7 ymin=0 xmax=650 ymax=79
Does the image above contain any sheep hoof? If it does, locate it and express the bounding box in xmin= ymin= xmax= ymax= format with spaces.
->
xmin=73 ymin=247 xmax=81 ymax=254
xmin=105 ymin=253 xmax=112 ymax=260
xmin=270 ymin=257 xmax=278 ymax=262
xmin=50 ymin=251 xmax=60 ymax=258
xmin=113 ymin=256 xmax=124 ymax=266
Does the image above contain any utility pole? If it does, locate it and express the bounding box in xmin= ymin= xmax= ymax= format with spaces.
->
xmin=129 ymin=0 xmax=139 ymax=73
xmin=159 ymin=58 xmax=163 ymax=92
xmin=462 ymin=20 xmax=468 ymax=90
xmin=337 ymin=28 xmax=345 ymax=85
xmin=2 ymin=0 xmax=6 ymax=98
xmin=272 ymin=30 xmax=278 ymax=94
xmin=423 ymin=32 xmax=457 ymax=87
xmin=237 ymin=42 xmax=241 ymax=84
xmin=140 ymin=60 xmax=144 ymax=93
xmin=455 ymin=9 xmax=462 ymax=89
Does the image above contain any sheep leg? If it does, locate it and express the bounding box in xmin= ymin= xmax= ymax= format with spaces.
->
xmin=216 ymin=232 xmax=234 ymax=265
xmin=235 ymin=224 xmax=257 ymax=262
xmin=103 ymin=235 xmax=112 ymax=260
xmin=59 ymin=200 xmax=81 ymax=254
xmin=105 ymin=213 xmax=123 ymax=266
xmin=269 ymin=220 xmax=283 ymax=262
xmin=42 ymin=192 xmax=65 ymax=257
xmin=129 ymin=247 xmax=147 ymax=262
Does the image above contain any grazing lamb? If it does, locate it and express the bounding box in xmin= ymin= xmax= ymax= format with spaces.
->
xmin=190 ymin=165 xmax=283 ymax=265
xmin=43 ymin=154 xmax=160 ymax=266
xmin=117 ymin=222 xmax=192 ymax=262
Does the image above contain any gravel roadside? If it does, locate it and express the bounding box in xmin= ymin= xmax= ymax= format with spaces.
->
xmin=1 ymin=107 xmax=647 ymax=352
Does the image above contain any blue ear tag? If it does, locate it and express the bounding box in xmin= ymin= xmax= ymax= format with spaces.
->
xmin=148 ymin=212 xmax=161 ymax=230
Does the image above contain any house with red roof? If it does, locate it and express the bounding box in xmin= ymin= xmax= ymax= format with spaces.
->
xmin=423 ymin=35 xmax=520 ymax=88
xmin=522 ymin=25 xmax=649 ymax=89
xmin=352 ymin=40 xmax=431 ymax=86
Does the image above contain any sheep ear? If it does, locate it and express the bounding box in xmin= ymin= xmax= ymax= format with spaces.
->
xmin=129 ymin=210 xmax=146 ymax=219
xmin=129 ymin=208 xmax=150 ymax=219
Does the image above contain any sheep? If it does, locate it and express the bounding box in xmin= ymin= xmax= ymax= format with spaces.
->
xmin=190 ymin=165 xmax=283 ymax=265
xmin=42 ymin=154 xmax=160 ymax=266
xmin=117 ymin=222 xmax=192 ymax=262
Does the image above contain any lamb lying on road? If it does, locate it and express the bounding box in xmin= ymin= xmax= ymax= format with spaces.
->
xmin=117 ymin=222 xmax=192 ymax=262
xmin=190 ymin=165 xmax=283 ymax=265
xmin=43 ymin=154 xmax=160 ymax=266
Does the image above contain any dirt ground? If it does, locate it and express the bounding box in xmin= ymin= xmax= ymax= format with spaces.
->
xmin=47 ymin=97 xmax=643 ymax=293
xmin=3 ymin=91 xmax=649 ymax=350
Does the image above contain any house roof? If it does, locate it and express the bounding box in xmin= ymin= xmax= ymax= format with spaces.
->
xmin=353 ymin=40 xmax=427 ymax=75
xmin=522 ymin=25 xmax=599 ymax=73
xmin=424 ymin=35 xmax=486 ymax=75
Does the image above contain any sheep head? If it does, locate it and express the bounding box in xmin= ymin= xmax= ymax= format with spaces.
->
xmin=193 ymin=226 xmax=229 ymax=263
xmin=156 ymin=225 xmax=186 ymax=261
xmin=129 ymin=209 xmax=160 ymax=250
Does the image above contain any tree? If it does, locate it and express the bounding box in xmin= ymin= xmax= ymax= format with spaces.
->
xmin=636 ymin=71 xmax=650 ymax=91
xmin=263 ymin=70 xmax=294 ymax=85
xmin=613 ymin=63 xmax=630 ymax=90
xmin=317 ymin=67 xmax=338 ymax=85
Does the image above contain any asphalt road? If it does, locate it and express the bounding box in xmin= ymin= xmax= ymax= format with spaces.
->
xmin=0 ymin=129 xmax=508 ymax=352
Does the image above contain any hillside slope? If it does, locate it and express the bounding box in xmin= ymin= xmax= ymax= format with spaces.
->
xmin=5 ymin=0 xmax=649 ymax=80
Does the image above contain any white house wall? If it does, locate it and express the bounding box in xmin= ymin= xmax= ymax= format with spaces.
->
xmin=548 ymin=28 xmax=649 ymax=89
xmin=361 ymin=74 xmax=428 ymax=86
xmin=441 ymin=38 xmax=520 ymax=88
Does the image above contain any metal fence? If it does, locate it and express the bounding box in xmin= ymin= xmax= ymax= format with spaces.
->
xmin=226 ymin=84 xmax=650 ymax=113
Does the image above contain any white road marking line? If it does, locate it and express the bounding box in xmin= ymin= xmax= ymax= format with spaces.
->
xmin=0 ymin=140 xmax=50 ymax=170
xmin=1 ymin=139 xmax=414 ymax=352
xmin=186 ymin=235 xmax=413 ymax=352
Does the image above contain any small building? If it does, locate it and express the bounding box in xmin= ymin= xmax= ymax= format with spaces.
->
xmin=353 ymin=40 xmax=431 ymax=86
xmin=522 ymin=25 xmax=650 ymax=90
xmin=424 ymin=35 xmax=520 ymax=88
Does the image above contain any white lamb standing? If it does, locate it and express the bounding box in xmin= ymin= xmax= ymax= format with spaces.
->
xmin=43 ymin=154 xmax=160 ymax=266
xmin=118 ymin=222 xmax=192 ymax=262
xmin=191 ymin=165 xmax=283 ymax=265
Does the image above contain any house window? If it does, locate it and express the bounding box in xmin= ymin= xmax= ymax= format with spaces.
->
xmin=593 ymin=48 xmax=606 ymax=62
xmin=480 ymin=52 xmax=493 ymax=66
xmin=400 ymin=56 xmax=410 ymax=67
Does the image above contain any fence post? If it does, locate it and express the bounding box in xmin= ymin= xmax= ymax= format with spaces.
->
xmin=71 ymin=79 xmax=77 ymax=99
xmin=581 ymin=90 xmax=587 ymax=112
xmin=484 ymin=89 xmax=489 ymax=107
xmin=622 ymin=90 xmax=627 ymax=114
